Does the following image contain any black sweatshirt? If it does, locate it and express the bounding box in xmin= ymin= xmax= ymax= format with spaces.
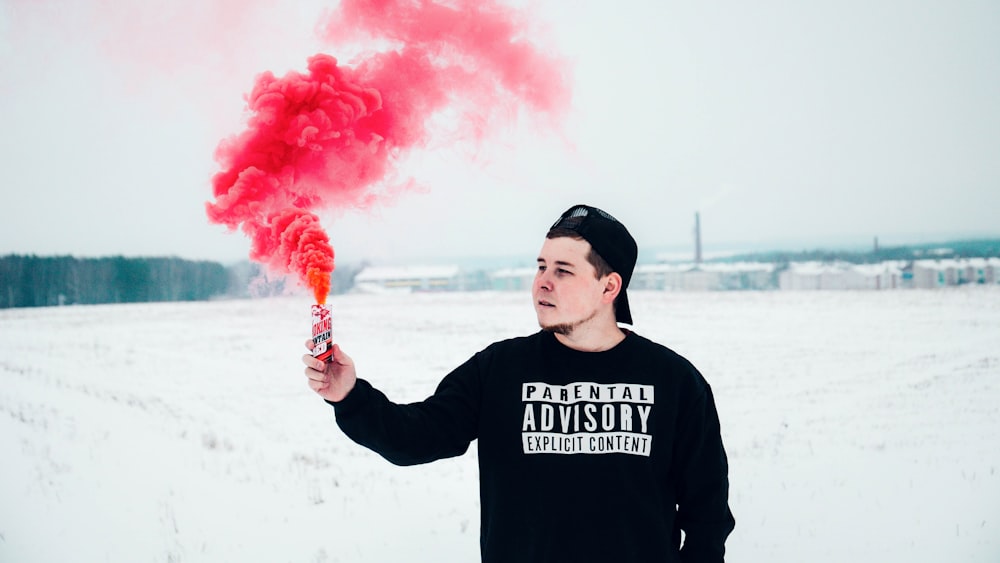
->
xmin=330 ymin=330 xmax=735 ymax=562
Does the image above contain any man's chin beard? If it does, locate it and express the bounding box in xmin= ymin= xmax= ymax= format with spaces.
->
xmin=541 ymin=322 xmax=574 ymax=335
xmin=539 ymin=310 xmax=597 ymax=336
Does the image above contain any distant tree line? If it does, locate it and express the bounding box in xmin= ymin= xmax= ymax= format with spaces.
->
xmin=0 ymin=255 xmax=233 ymax=309
xmin=0 ymin=255 xmax=366 ymax=309
xmin=719 ymin=238 xmax=1000 ymax=265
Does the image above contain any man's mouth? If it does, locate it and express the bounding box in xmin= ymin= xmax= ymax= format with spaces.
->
xmin=538 ymin=300 xmax=555 ymax=308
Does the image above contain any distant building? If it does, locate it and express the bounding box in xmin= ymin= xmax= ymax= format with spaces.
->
xmin=703 ymin=262 xmax=776 ymax=291
xmin=980 ymin=258 xmax=1000 ymax=284
xmin=911 ymin=258 xmax=1000 ymax=288
xmin=631 ymin=264 xmax=687 ymax=291
xmin=353 ymin=265 xmax=463 ymax=293
xmin=351 ymin=256 xmax=999 ymax=294
xmin=845 ymin=262 xmax=907 ymax=290
xmin=778 ymin=259 xmax=996 ymax=290
xmin=962 ymin=257 xmax=999 ymax=285
xmin=634 ymin=262 xmax=776 ymax=291
xmin=779 ymin=262 xmax=846 ymax=290
xmin=911 ymin=260 xmax=954 ymax=288
xmin=489 ymin=267 xmax=536 ymax=291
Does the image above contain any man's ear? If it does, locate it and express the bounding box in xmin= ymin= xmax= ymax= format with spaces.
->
xmin=602 ymin=272 xmax=623 ymax=304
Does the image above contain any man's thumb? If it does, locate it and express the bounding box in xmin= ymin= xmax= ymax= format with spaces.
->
xmin=331 ymin=344 xmax=352 ymax=365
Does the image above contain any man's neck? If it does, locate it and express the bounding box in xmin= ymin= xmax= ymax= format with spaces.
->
xmin=553 ymin=319 xmax=627 ymax=352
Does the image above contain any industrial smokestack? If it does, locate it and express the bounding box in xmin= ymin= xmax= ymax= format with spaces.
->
xmin=694 ymin=212 xmax=702 ymax=265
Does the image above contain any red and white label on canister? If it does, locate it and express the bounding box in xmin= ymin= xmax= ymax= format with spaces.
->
xmin=311 ymin=304 xmax=333 ymax=362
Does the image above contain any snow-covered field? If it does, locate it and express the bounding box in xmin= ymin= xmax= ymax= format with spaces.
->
xmin=2 ymin=289 xmax=998 ymax=562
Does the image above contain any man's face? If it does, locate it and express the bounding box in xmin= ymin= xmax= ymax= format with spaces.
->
xmin=532 ymin=236 xmax=608 ymax=335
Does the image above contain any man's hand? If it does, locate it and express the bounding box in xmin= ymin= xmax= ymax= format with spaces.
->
xmin=303 ymin=339 xmax=357 ymax=403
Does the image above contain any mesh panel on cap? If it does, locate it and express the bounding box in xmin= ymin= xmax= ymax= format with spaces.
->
xmin=564 ymin=205 xmax=621 ymax=224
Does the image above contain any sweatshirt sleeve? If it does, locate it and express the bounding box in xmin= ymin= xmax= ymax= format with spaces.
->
xmin=674 ymin=383 xmax=736 ymax=563
xmin=326 ymin=355 xmax=482 ymax=466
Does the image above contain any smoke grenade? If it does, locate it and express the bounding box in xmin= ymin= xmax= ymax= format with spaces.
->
xmin=311 ymin=304 xmax=334 ymax=362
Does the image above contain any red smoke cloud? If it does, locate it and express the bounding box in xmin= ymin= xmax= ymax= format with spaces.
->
xmin=207 ymin=0 xmax=570 ymax=303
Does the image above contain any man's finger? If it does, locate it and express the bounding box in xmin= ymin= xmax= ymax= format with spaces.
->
xmin=302 ymin=354 xmax=326 ymax=371
xmin=304 ymin=366 xmax=328 ymax=382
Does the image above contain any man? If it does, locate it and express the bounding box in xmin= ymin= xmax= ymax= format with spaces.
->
xmin=303 ymin=204 xmax=735 ymax=562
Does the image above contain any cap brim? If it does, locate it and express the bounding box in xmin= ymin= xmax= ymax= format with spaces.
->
xmin=616 ymin=289 xmax=633 ymax=326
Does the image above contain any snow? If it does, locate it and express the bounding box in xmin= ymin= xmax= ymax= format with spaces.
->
xmin=2 ymin=289 xmax=999 ymax=562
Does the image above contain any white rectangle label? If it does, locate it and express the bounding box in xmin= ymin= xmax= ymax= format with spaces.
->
xmin=521 ymin=382 xmax=654 ymax=404
xmin=522 ymin=432 xmax=652 ymax=456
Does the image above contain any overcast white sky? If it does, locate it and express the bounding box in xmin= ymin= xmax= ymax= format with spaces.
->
xmin=1 ymin=0 xmax=997 ymax=268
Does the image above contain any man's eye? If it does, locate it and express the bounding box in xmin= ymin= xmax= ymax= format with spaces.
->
xmin=557 ymin=269 xmax=571 ymax=276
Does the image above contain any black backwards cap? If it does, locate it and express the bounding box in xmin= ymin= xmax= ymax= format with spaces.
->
xmin=549 ymin=204 xmax=638 ymax=325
